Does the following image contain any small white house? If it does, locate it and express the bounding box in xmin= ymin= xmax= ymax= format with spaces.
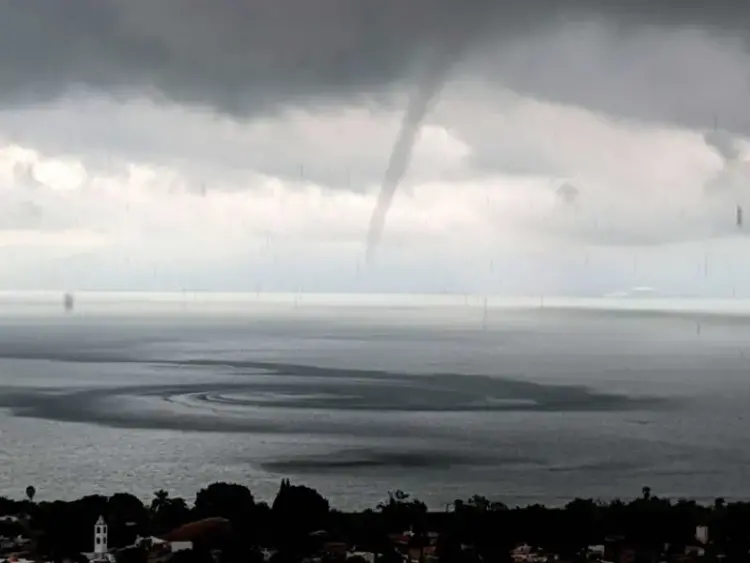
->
xmin=346 ymin=552 xmax=375 ymax=563
xmin=170 ymin=541 xmax=193 ymax=553
xmin=132 ymin=535 xmax=192 ymax=554
xmin=260 ymin=548 xmax=276 ymax=562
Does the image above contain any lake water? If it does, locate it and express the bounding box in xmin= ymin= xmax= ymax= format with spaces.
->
xmin=0 ymin=292 xmax=749 ymax=510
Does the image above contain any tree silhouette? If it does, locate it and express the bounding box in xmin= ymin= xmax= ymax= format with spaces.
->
xmin=150 ymin=490 xmax=170 ymax=514
xmin=12 ymin=481 xmax=750 ymax=562
xmin=194 ymin=482 xmax=255 ymax=523
xmin=466 ymin=495 xmax=491 ymax=512
xmin=269 ymin=479 xmax=330 ymax=555
xmin=377 ymin=490 xmax=427 ymax=531
xmin=107 ymin=493 xmax=149 ymax=546
xmin=149 ymin=489 xmax=192 ymax=533
xmin=272 ymin=479 xmax=329 ymax=535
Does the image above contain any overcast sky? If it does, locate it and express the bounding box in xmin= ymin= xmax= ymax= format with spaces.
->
xmin=0 ymin=0 xmax=749 ymax=295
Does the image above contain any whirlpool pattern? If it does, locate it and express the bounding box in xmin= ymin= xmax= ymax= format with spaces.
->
xmin=0 ymin=358 xmax=671 ymax=437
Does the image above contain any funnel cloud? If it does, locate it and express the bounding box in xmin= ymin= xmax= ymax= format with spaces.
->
xmin=365 ymin=45 xmax=461 ymax=264
xmin=365 ymin=7 xmax=498 ymax=263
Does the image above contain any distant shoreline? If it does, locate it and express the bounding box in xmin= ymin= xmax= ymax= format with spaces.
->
xmin=0 ymin=292 xmax=747 ymax=323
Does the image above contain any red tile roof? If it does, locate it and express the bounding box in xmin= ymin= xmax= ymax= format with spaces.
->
xmin=160 ymin=518 xmax=232 ymax=543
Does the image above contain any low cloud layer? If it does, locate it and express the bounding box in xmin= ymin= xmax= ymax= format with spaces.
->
xmin=0 ymin=2 xmax=749 ymax=293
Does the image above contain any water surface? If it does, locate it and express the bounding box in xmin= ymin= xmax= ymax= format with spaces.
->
xmin=0 ymin=292 xmax=748 ymax=509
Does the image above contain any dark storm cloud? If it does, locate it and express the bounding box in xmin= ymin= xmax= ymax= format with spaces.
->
xmin=1 ymin=1 xmax=749 ymax=132
xmin=0 ymin=0 xmax=495 ymax=113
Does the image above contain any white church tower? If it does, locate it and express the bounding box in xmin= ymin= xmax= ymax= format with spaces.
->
xmin=94 ymin=515 xmax=108 ymax=556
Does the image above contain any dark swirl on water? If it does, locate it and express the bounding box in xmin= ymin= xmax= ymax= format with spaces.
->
xmin=0 ymin=359 xmax=670 ymax=438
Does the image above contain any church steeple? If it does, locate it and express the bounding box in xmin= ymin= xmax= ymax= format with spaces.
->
xmin=94 ymin=515 xmax=108 ymax=555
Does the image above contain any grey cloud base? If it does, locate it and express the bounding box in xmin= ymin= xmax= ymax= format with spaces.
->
xmin=1 ymin=0 xmax=749 ymax=133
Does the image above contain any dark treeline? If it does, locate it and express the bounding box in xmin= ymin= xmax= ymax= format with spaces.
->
xmin=2 ymin=482 xmax=750 ymax=563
